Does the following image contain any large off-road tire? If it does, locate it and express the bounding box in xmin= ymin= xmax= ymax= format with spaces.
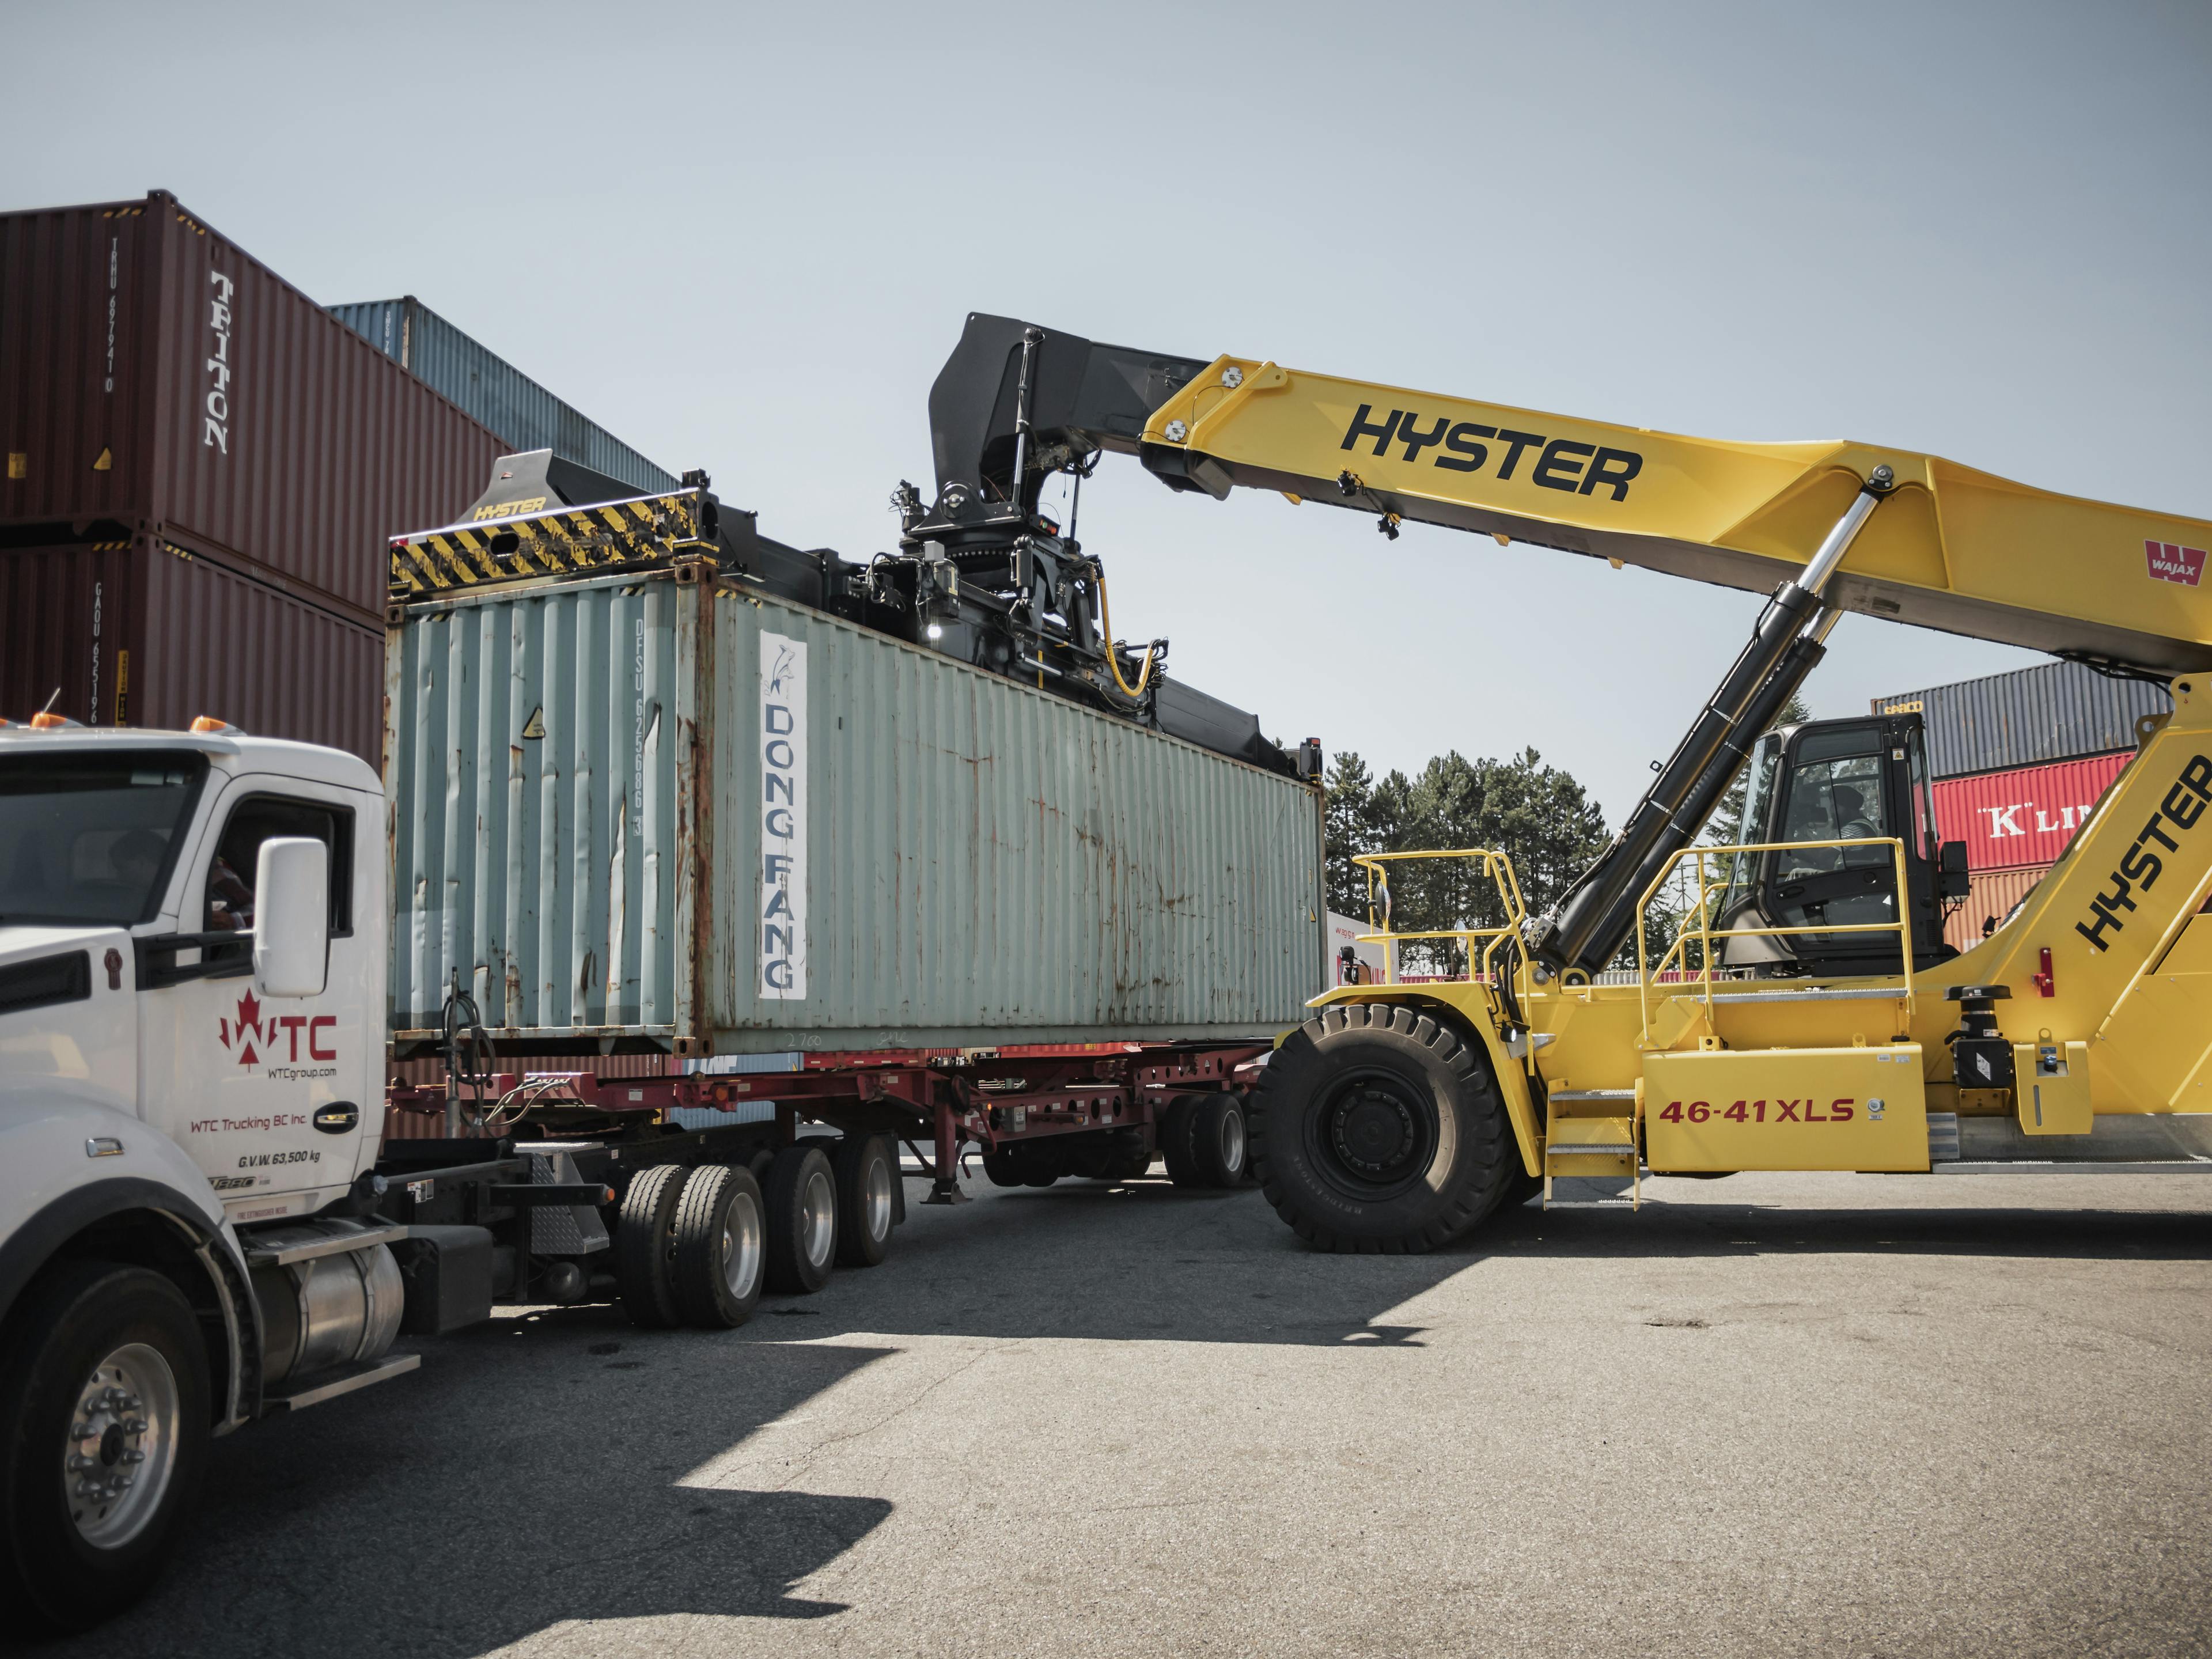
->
xmin=1158 ymin=1093 xmax=1209 ymax=1188
xmin=671 ymin=1164 xmax=767 ymax=1329
xmin=0 ymin=1263 xmax=211 ymax=1634
xmin=1248 ymin=1002 xmax=1513 ymax=1252
xmin=615 ymin=1162 xmax=690 ymax=1328
xmin=832 ymin=1135 xmax=897 ymax=1269
xmin=1192 ymin=1093 xmax=1252 ymax=1188
xmin=764 ymin=1145 xmax=839 ymax=1295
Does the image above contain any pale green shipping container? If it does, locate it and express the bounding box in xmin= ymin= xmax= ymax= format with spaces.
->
xmin=386 ymin=568 xmax=1326 ymax=1055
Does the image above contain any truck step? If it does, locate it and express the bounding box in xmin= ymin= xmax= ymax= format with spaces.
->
xmin=262 ymin=1351 xmax=421 ymax=1414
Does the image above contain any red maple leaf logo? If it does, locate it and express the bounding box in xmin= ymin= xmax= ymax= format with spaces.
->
xmin=218 ymin=987 xmax=266 ymax=1067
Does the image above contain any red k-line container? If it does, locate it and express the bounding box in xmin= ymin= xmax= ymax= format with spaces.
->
xmin=0 ymin=531 xmax=382 ymax=763
xmin=0 ymin=190 xmax=503 ymax=626
xmin=1932 ymin=752 xmax=2133 ymax=873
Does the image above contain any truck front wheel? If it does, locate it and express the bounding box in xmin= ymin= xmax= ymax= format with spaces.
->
xmin=1248 ymin=1002 xmax=1512 ymax=1253
xmin=0 ymin=1263 xmax=211 ymax=1634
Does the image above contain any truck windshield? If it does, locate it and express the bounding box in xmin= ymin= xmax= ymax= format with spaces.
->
xmin=0 ymin=750 xmax=210 ymax=926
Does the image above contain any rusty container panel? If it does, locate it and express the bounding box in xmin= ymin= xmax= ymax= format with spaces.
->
xmin=1945 ymin=865 xmax=2050 ymax=953
xmin=0 ymin=533 xmax=382 ymax=763
xmin=386 ymin=570 xmax=1326 ymax=1052
xmin=0 ymin=192 xmax=505 ymax=625
xmin=1933 ymin=752 xmax=2133 ymax=872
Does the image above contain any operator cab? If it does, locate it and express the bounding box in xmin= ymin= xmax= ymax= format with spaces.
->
xmin=1714 ymin=712 xmax=1968 ymax=976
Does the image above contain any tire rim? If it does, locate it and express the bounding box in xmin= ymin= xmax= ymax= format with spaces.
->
xmin=721 ymin=1190 xmax=764 ymax=1298
xmin=1308 ymin=1066 xmax=1438 ymax=1201
xmin=864 ymin=1157 xmax=893 ymax=1243
xmin=67 ymin=1342 xmax=181 ymax=1550
xmin=801 ymin=1168 xmax=836 ymax=1268
xmin=1218 ymin=1109 xmax=1247 ymax=1175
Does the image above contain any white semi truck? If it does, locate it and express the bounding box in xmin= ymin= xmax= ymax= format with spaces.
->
xmin=0 ymin=719 xmax=899 ymax=1633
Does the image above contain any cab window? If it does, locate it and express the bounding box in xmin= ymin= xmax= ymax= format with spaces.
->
xmin=204 ymin=797 xmax=354 ymax=938
xmin=1777 ymin=731 xmax=1888 ymax=877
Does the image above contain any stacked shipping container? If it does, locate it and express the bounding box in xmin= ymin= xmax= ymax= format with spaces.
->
xmin=0 ymin=191 xmax=508 ymax=760
xmin=329 ymin=297 xmax=675 ymax=498
xmin=1873 ymin=660 xmax=2169 ymax=949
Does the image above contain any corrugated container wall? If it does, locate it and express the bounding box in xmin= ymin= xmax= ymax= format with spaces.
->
xmin=385 ymin=571 xmax=1325 ymax=1054
xmin=1945 ymin=866 xmax=2049 ymax=953
xmin=0 ymin=192 xmax=505 ymax=625
xmin=1933 ymin=753 xmax=2133 ymax=872
xmin=331 ymin=298 xmax=675 ymax=499
xmin=0 ymin=533 xmax=381 ymax=762
xmin=1873 ymin=658 xmax=2170 ymax=780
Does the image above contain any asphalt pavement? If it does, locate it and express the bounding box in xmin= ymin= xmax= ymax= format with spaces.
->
xmin=46 ymin=1166 xmax=2212 ymax=1658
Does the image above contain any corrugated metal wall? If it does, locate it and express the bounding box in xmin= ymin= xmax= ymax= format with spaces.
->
xmin=388 ymin=572 xmax=1325 ymax=1051
xmin=702 ymin=587 xmax=1324 ymax=1050
xmin=1 ymin=192 xmax=506 ymax=626
xmin=1946 ymin=866 xmax=2047 ymax=952
xmin=1873 ymin=658 xmax=2170 ymax=779
xmin=1933 ymin=753 xmax=2133 ymax=872
xmin=0 ymin=533 xmax=382 ymax=761
xmin=386 ymin=574 xmax=690 ymax=1035
xmin=330 ymin=297 xmax=675 ymax=498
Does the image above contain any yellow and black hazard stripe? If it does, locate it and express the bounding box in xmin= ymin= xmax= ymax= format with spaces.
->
xmin=389 ymin=490 xmax=718 ymax=599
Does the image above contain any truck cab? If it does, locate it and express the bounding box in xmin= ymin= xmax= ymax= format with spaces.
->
xmin=0 ymin=721 xmax=409 ymax=1630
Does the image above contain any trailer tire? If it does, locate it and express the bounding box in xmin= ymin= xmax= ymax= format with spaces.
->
xmin=833 ymin=1135 xmax=897 ymax=1269
xmin=1248 ymin=1002 xmax=1512 ymax=1252
xmin=1095 ymin=1130 xmax=1152 ymax=1182
xmin=0 ymin=1262 xmax=211 ymax=1635
xmin=615 ymin=1164 xmax=688 ymax=1328
xmin=764 ymin=1145 xmax=839 ymax=1295
xmin=982 ymin=1150 xmax=1027 ymax=1188
xmin=671 ymin=1165 xmax=767 ymax=1329
xmin=1159 ymin=1094 xmax=1208 ymax=1188
xmin=1192 ymin=1093 xmax=1252 ymax=1188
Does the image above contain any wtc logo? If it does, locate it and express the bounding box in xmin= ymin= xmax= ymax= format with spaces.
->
xmin=218 ymin=987 xmax=336 ymax=1067
xmin=2145 ymin=539 xmax=2206 ymax=588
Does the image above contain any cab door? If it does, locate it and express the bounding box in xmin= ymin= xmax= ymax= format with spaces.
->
xmin=138 ymin=774 xmax=378 ymax=1223
xmin=1760 ymin=717 xmax=1944 ymax=972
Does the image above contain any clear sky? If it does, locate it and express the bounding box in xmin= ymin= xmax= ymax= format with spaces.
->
xmin=10 ymin=1 xmax=2207 ymax=815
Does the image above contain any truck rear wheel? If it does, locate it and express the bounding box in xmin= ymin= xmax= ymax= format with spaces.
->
xmin=832 ymin=1135 xmax=896 ymax=1268
xmin=1159 ymin=1093 xmax=1208 ymax=1188
xmin=764 ymin=1145 xmax=838 ymax=1295
xmin=1192 ymin=1093 xmax=1252 ymax=1187
xmin=671 ymin=1165 xmax=766 ymax=1329
xmin=1248 ymin=1002 xmax=1512 ymax=1252
xmin=0 ymin=1263 xmax=211 ymax=1635
xmin=615 ymin=1164 xmax=688 ymax=1328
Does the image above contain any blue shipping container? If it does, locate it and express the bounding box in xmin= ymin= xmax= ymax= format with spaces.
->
xmin=330 ymin=296 xmax=675 ymax=498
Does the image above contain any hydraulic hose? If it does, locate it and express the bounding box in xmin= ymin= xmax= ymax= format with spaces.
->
xmin=1093 ymin=574 xmax=1157 ymax=698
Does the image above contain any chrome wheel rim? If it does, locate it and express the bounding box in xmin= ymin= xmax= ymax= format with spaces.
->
xmin=722 ymin=1190 xmax=764 ymax=1298
xmin=1218 ymin=1109 xmax=1247 ymax=1175
xmin=67 ymin=1342 xmax=181 ymax=1549
xmin=864 ymin=1157 xmax=893 ymax=1241
xmin=801 ymin=1168 xmax=836 ymax=1268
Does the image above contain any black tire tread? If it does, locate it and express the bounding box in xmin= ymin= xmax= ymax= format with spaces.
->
xmin=671 ymin=1164 xmax=764 ymax=1329
xmin=1248 ymin=1001 xmax=1510 ymax=1254
xmin=763 ymin=1145 xmax=836 ymax=1296
xmin=615 ymin=1163 xmax=688 ymax=1328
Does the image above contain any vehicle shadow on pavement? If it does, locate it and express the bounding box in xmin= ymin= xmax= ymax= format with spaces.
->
xmin=40 ymin=1320 xmax=900 ymax=1659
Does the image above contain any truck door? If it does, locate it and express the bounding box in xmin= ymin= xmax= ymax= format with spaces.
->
xmin=139 ymin=777 xmax=377 ymax=1224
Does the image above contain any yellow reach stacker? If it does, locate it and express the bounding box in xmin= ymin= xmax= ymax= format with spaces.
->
xmin=908 ymin=316 xmax=2212 ymax=1249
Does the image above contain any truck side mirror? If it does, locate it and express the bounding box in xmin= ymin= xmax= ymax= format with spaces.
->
xmin=1938 ymin=839 xmax=1971 ymax=900
xmin=253 ymin=836 xmax=329 ymax=997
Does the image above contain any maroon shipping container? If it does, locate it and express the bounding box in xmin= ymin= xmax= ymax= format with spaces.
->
xmin=0 ymin=190 xmax=503 ymax=625
xmin=1931 ymin=752 xmax=2133 ymax=873
xmin=0 ymin=532 xmax=381 ymax=763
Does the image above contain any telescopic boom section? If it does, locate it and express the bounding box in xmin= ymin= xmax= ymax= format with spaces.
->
xmin=925 ymin=315 xmax=2212 ymax=975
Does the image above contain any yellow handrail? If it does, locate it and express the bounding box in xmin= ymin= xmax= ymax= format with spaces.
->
xmin=1632 ymin=836 xmax=1916 ymax=1045
xmin=1350 ymin=849 xmax=1528 ymax=991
